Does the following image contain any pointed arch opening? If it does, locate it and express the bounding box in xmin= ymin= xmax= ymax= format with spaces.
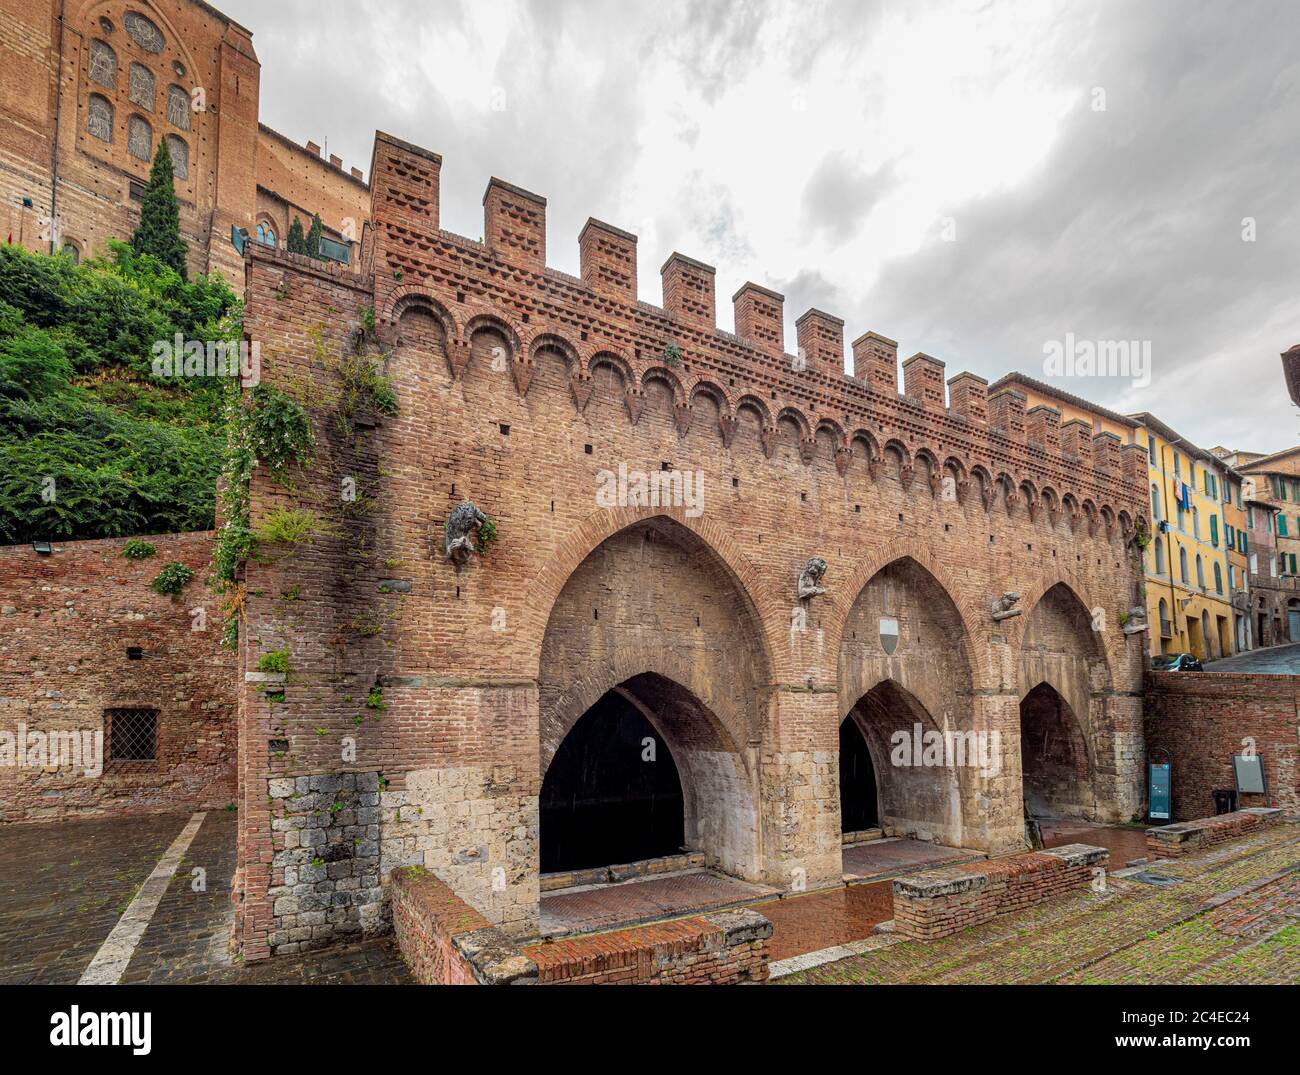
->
xmin=1019 ymin=682 xmax=1093 ymax=820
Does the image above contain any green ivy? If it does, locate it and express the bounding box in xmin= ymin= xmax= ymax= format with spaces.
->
xmin=476 ymin=515 xmax=499 ymax=555
xmin=122 ymin=540 xmax=157 ymax=560
xmin=256 ymin=648 xmax=289 ymax=675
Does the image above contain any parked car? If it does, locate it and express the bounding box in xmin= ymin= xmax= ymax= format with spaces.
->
xmin=1151 ymin=652 xmax=1203 ymax=672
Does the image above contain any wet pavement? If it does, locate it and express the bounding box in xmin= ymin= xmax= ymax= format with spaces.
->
xmin=842 ymin=837 xmax=983 ymax=880
xmin=1039 ymin=819 xmax=1150 ymax=871
xmin=778 ymin=821 xmax=1300 ymax=985
xmin=757 ymin=881 xmax=893 ymax=962
xmin=1204 ymin=641 xmax=1300 ymax=674
xmin=537 ymin=869 xmax=778 ymax=937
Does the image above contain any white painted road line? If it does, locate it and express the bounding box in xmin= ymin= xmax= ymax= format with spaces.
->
xmin=78 ymin=812 xmax=207 ymax=986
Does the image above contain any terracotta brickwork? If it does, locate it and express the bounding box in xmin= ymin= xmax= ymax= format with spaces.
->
xmin=390 ymin=866 xmax=537 ymax=985
xmin=0 ymin=0 xmax=368 ymax=283
xmin=0 ymin=532 xmax=235 ymax=821
xmin=524 ymin=908 xmax=771 ymax=985
xmin=891 ymin=844 xmax=1108 ymax=941
xmin=1144 ymin=670 xmax=1299 ymax=818
xmin=226 ymin=128 xmax=1148 ymax=961
xmin=1145 ymin=808 xmax=1283 ymax=858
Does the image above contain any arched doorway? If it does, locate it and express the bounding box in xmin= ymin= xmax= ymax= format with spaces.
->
xmin=541 ymin=689 xmax=685 ymax=872
xmin=839 ymin=557 xmax=974 ymax=846
xmin=1019 ymin=682 xmax=1093 ymax=819
xmin=839 ymin=716 xmax=878 ymax=833
xmin=538 ymin=518 xmax=769 ymax=880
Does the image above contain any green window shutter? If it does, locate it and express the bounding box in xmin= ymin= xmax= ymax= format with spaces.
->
xmin=1292 ymin=554 xmax=1297 ymax=575
xmin=1210 ymin=515 xmax=1219 ymax=545
xmin=1280 ymin=516 xmax=1290 ymax=538
xmin=1241 ymin=532 xmax=1248 ymax=556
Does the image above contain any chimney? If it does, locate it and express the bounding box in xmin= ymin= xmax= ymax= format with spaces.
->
xmin=947 ymin=372 xmax=988 ymax=424
xmin=305 ymin=140 xmax=321 ymax=156
xmin=796 ymin=309 xmax=845 ymax=374
xmin=350 ymin=166 xmax=363 ymax=181
xmin=902 ymin=353 xmax=946 ymax=412
xmin=579 ymin=218 xmax=638 ymax=302
xmin=329 ymin=153 xmax=342 ymax=169
xmin=661 ymin=253 xmax=716 ymax=330
xmin=852 ymin=331 xmax=898 ymax=393
xmin=483 ymin=177 xmax=547 ymax=271
xmin=732 ymin=283 xmax=785 ymax=355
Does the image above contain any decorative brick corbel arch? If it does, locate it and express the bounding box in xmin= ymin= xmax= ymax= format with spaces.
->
xmin=519 ymin=507 xmax=792 ymax=683
xmin=380 ymin=284 xmax=460 ymax=344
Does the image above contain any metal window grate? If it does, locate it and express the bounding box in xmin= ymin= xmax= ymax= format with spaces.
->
xmin=106 ymin=708 xmax=157 ymax=764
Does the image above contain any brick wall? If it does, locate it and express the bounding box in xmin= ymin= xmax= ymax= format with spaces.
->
xmin=524 ymin=908 xmax=771 ymax=985
xmin=0 ymin=532 xmax=235 ymax=821
xmin=390 ymin=866 xmax=537 ymax=985
xmin=1146 ymin=807 xmax=1283 ymax=858
xmin=892 ymin=844 xmax=1108 ymax=941
xmin=1144 ymin=670 xmax=1299 ymax=818
xmin=230 ymin=128 xmax=1147 ymax=961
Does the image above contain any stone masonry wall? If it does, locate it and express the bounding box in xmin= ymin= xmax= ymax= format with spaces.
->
xmin=0 ymin=532 xmax=235 ymax=822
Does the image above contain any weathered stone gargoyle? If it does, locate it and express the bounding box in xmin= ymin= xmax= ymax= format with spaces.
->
xmin=444 ymin=502 xmax=488 ymax=568
xmin=798 ymin=558 xmax=828 ymax=601
xmin=1122 ymin=606 xmax=1149 ymax=635
xmin=991 ymin=592 xmax=1022 ymax=622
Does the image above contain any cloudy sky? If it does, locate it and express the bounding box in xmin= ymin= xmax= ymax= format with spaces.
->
xmin=221 ymin=0 xmax=1300 ymax=451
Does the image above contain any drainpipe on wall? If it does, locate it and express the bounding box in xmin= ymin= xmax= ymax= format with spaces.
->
xmin=49 ymin=0 xmax=66 ymax=254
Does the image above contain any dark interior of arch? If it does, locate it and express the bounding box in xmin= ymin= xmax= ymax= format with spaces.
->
xmin=839 ymin=717 xmax=879 ymax=831
xmin=540 ymin=689 xmax=685 ymax=873
xmin=1020 ymin=682 xmax=1090 ymax=819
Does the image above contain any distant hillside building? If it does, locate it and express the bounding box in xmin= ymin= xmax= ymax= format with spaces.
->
xmin=0 ymin=0 xmax=370 ymax=282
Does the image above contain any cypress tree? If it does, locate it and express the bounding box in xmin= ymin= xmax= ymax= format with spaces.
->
xmin=306 ymin=213 xmax=324 ymax=260
xmin=131 ymin=140 xmax=188 ymax=279
xmin=287 ymin=217 xmax=306 ymax=255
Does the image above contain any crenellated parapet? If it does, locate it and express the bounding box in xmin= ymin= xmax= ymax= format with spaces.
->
xmin=356 ymin=131 xmax=1144 ymax=534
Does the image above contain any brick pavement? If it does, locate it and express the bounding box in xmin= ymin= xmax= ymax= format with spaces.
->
xmin=841 ymin=838 xmax=983 ymax=880
xmin=777 ymin=822 xmax=1300 ymax=984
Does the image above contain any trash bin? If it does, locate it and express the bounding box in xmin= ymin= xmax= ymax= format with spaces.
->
xmin=1212 ymin=789 xmax=1237 ymax=815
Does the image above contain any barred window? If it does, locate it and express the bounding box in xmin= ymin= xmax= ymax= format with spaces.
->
xmin=128 ymin=114 xmax=152 ymax=160
xmin=87 ymin=94 xmax=114 ymax=142
xmin=106 ymin=708 xmax=157 ymax=763
xmin=165 ymin=134 xmax=188 ymax=179
xmin=124 ymin=11 xmax=165 ymax=53
xmin=128 ymin=62 xmax=155 ymax=109
xmin=166 ymin=84 xmax=191 ymax=130
xmin=89 ymin=39 xmax=117 ymax=88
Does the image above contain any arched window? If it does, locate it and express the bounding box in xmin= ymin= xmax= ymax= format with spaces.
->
xmin=128 ymin=114 xmax=152 ymax=160
xmin=61 ymin=240 xmax=81 ymax=264
xmin=1159 ymin=599 xmax=1170 ymax=635
xmin=1151 ymin=484 xmax=1162 ymax=522
xmin=166 ymin=85 xmax=191 ymax=131
xmin=124 ymin=11 xmax=165 ymax=53
xmin=1179 ymin=546 xmax=1189 ymax=584
xmin=1196 ymin=555 xmax=1205 ymax=589
xmin=1214 ymin=562 xmax=1223 ymax=595
xmin=1154 ymin=536 xmax=1165 ymax=574
xmin=89 ymin=40 xmax=117 ymax=88
xmin=165 ymin=134 xmax=188 ymax=179
xmin=128 ymin=62 xmax=155 ymax=109
xmin=256 ymin=222 xmax=277 ymax=248
xmin=87 ymin=94 xmax=114 ymax=142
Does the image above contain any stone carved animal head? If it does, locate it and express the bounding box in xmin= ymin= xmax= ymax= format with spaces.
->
xmin=444 ymin=502 xmax=488 ymax=568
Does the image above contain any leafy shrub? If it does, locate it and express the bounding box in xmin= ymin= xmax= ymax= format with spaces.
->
xmin=150 ymin=562 xmax=194 ymax=595
xmin=122 ymin=540 xmax=157 ymax=560
xmin=476 ymin=515 xmax=498 ymax=554
xmin=257 ymin=649 xmax=289 ymax=674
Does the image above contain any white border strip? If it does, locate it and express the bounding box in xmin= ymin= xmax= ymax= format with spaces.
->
xmin=79 ymin=812 xmax=207 ymax=985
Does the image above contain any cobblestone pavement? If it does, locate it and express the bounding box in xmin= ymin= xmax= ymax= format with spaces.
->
xmin=538 ymin=870 xmax=778 ymax=937
xmin=1204 ymin=641 xmax=1300 ymax=674
xmin=0 ymin=811 xmax=196 ymax=984
xmin=777 ymin=822 xmax=1300 ymax=984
